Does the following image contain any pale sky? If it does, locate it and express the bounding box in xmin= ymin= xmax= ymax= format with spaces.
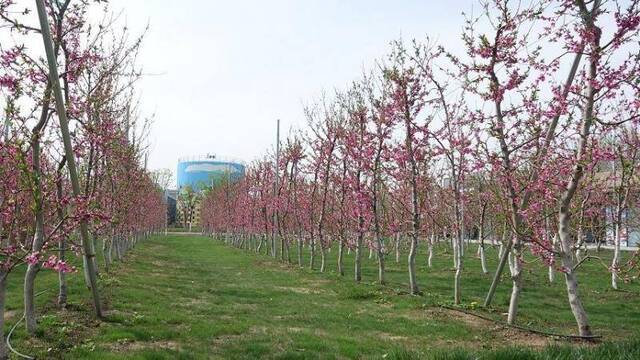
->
xmin=106 ymin=1 xmax=473 ymax=176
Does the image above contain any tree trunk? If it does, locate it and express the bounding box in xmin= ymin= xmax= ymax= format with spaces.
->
xmin=452 ymin=233 xmax=458 ymax=269
xmin=36 ymin=0 xmax=103 ymax=317
xmin=285 ymin=236 xmax=291 ymax=263
xmin=549 ymin=234 xmax=557 ymax=283
xmin=337 ymin=239 xmax=344 ymax=276
xmin=479 ymin=244 xmax=488 ymax=275
xmin=257 ymin=234 xmax=263 ymax=253
xmin=408 ymin=234 xmax=419 ymax=295
xmin=559 ymin=211 xmax=592 ymax=336
xmin=376 ymin=239 xmax=385 ymax=285
xmin=92 ymin=233 xmax=100 ymax=275
xmin=478 ymin=204 xmax=488 ymax=274
xmin=395 ymin=233 xmax=401 ymax=263
xmin=24 ymin=259 xmax=41 ymax=335
xmin=484 ymin=239 xmax=512 ymax=307
xmin=0 ymin=274 xmax=7 ymax=360
xmin=114 ymin=235 xmax=122 ymax=261
xmin=507 ymin=246 xmax=523 ymax=325
xmin=309 ymin=235 xmax=316 ymax=270
xmin=575 ymin=230 xmax=585 ymax=262
xmin=320 ymin=246 xmax=326 ymax=273
xmin=58 ymin=235 xmax=68 ymax=307
xmin=103 ymin=236 xmax=112 ymax=272
xmin=297 ymin=236 xmax=303 ymax=267
xmin=427 ymin=234 xmax=434 ymax=268
xmin=612 ymin=222 xmax=621 ymax=289
xmin=271 ymin=231 xmax=276 ymax=258
xmin=355 ymin=232 xmax=363 ymax=282
xmin=454 ymin=227 xmax=463 ymax=304
xmin=56 ymin=161 xmax=68 ymax=307
xmin=551 ymin=7 xmax=598 ymax=334
xmin=24 ymin=137 xmax=45 ymax=335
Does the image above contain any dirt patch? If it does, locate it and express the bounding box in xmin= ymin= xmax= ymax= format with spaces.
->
xmin=178 ymin=298 xmax=207 ymax=307
xmin=389 ymin=307 xmax=554 ymax=349
xmin=103 ymin=309 xmax=132 ymax=317
xmin=5 ymin=309 xmax=19 ymax=320
xmin=30 ymin=301 xmax=104 ymax=357
xmin=211 ymin=326 xmax=268 ymax=346
xmin=274 ymin=286 xmax=322 ymax=295
xmin=376 ymin=332 xmax=409 ymax=342
xmin=109 ymin=340 xmax=179 ymax=352
xmin=430 ymin=307 xmax=551 ymax=348
xmin=302 ymin=279 xmax=332 ymax=286
xmin=151 ymin=260 xmax=169 ymax=267
xmin=149 ymin=271 xmax=171 ymax=278
xmin=233 ymin=303 xmax=258 ymax=311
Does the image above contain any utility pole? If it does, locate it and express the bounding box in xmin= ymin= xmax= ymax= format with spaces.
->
xmin=34 ymin=0 xmax=103 ymax=318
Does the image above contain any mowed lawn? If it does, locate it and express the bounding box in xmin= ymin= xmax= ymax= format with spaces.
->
xmin=5 ymin=234 xmax=640 ymax=359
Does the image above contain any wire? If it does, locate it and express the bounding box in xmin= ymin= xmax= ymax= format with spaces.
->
xmin=439 ymin=304 xmax=602 ymax=340
xmin=6 ymin=288 xmax=52 ymax=360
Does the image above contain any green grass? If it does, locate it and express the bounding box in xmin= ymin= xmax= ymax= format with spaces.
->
xmin=166 ymin=227 xmax=202 ymax=233
xmin=4 ymin=234 xmax=639 ymax=359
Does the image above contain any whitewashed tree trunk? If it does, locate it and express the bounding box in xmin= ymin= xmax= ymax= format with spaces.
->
xmin=320 ymin=246 xmax=326 ymax=273
xmin=478 ymin=210 xmax=488 ymax=275
xmin=337 ymin=240 xmax=345 ymax=276
xmin=297 ymin=236 xmax=303 ymax=267
xmin=428 ymin=233 xmax=434 ymax=268
xmin=479 ymin=245 xmax=488 ymax=275
xmin=395 ymin=233 xmax=401 ymax=263
xmin=498 ymin=222 xmax=508 ymax=259
xmin=355 ymin=232 xmax=363 ymax=282
xmin=507 ymin=245 xmax=522 ymax=325
xmin=309 ymin=235 xmax=316 ymax=270
xmin=408 ymin=234 xmax=419 ymax=294
xmin=376 ymin=240 xmax=385 ymax=285
xmin=454 ymin=234 xmax=463 ymax=304
xmin=452 ymin=234 xmax=458 ymax=269
xmin=549 ymin=234 xmax=557 ymax=283
xmin=559 ymin=210 xmax=592 ymax=336
xmin=257 ymin=234 xmax=263 ymax=253
xmin=612 ymin=222 xmax=621 ymax=289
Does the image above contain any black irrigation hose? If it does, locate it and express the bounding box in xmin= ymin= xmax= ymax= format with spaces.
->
xmin=216 ymin=233 xmax=605 ymax=342
xmin=439 ymin=305 xmax=602 ymax=341
xmin=7 ymin=289 xmax=52 ymax=360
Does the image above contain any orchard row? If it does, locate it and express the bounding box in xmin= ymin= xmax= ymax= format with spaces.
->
xmin=0 ymin=1 xmax=165 ymax=358
xmin=202 ymin=0 xmax=640 ymax=338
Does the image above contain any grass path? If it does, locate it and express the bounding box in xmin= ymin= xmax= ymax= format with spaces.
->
xmin=6 ymin=234 xmax=640 ymax=359
xmin=79 ymin=234 xmax=491 ymax=359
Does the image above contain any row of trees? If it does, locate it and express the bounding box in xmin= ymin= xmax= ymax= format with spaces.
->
xmin=1 ymin=1 xmax=166 ymax=358
xmin=202 ymin=0 xmax=640 ymax=338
